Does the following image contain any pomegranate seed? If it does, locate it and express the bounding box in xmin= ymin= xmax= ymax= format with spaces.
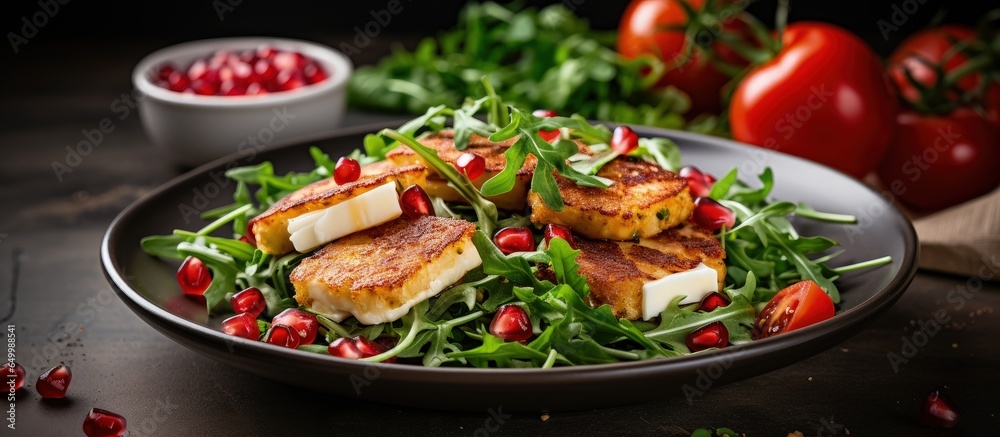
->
xmin=256 ymin=44 xmax=276 ymax=59
xmin=272 ymin=51 xmax=305 ymax=71
xmin=239 ymin=49 xmax=257 ymax=64
xmin=697 ymin=292 xmax=731 ymax=312
xmin=489 ymin=305 xmax=532 ymax=342
xmin=265 ymin=324 xmax=301 ymax=349
xmin=2 ymin=362 xmax=25 ymax=390
xmin=254 ymin=59 xmax=278 ymax=84
xmin=189 ymin=79 xmax=217 ymax=95
xmin=219 ymin=80 xmax=247 ymax=96
xmin=532 ymin=109 xmax=558 ymax=118
xmin=333 ymin=157 xmax=361 ymax=185
xmin=187 ymin=59 xmax=211 ymax=81
xmin=455 ymin=153 xmax=486 ymax=181
xmin=274 ymin=69 xmax=306 ymax=91
xmin=685 ymin=322 xmax=729 ymax=352
xmin=36 ymin=364 xmax=72 ymax=398
xmin=542 ymin=224 xmax=574 ymax=248
xmin=919 ymin=390 xmax=959 ymax=429
xmin=229 ymin=61 xmax=254 ymax=86
xmin=493 ymin=227 xmax=535 ymax=254
xmin=83 ymin=408 xmax=127 ymax=437
xmin=353 ymin=336 xmax=396 ymax=363
xmin=231 ymin=287 xmax=266 ymax=317
xmin=399 ymin=185 xmax=433 ymax=219
xmin=328 ymin=337 xmax=363 ymax=359
xmin=221 ymin=312 xmax=259 ymax=340
xmin=691 ymin=197 xmax=735 ymax=232
xmin=538 ymin=129 xmax=560 ymax=143
xmin=303 ymin=62 xmax=327 ymax=84
xmin=156 ymin=64 xmax=175 ymax=82
xmin=271 ymin=308 xmax=318 ymax=344
xmin=166 ymin=71 xmax=190 ymax=92
xmin=245 ymin=82 xmax=269 ymax=95
xmin=533 ymin=109 xmax=560 ymax=142
xmin=177 ymin=256 xmax=211 ymax=296
xmin=208 ymin=50 xmax=230 ymax=69
xmin=611 ymin=126 xmax=639 ymax=155
xmin=680 ymin=166 xmax=716 ymax=198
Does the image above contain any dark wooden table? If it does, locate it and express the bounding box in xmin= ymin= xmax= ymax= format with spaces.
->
xmin=2 ymin=40 xmax=997 ymax=437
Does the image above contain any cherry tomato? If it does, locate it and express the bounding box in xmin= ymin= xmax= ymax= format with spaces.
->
xmin=729 ymin=23 xmax=898 ymax=178
xmin=617 ymin=0 xmax=752 ymax=116
xmin=753 ymin=280 xmax=835 ymax=339
xmin=877 ymin=108 xmax=1000 ymax=211
xmin=887 ymin=26 xmax=993 ymax=106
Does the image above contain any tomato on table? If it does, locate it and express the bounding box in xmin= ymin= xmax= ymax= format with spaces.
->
xmin=753 ymin=280 xmax=835 ymax=339
xmin=877 ymin=108 xmax=1000 ymax=211
xmin=729 ymin=22 xmax=898 ymax=178
xmin=617 ymin=0 xmax=752 ymax=116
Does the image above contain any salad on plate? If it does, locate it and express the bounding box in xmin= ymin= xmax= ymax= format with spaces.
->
xmin=142 ymin=79 xmax=891 ymax=368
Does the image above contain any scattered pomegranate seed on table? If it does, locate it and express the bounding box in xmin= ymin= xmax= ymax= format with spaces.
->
xmin=679 ymin=166 xmax=716 ymax=198
xmin=2 ymin=362 xmax=25 ymax=390
xmin=691 ymin=197 xmax=736 ymax=232
xmin=611 ymin=125 xmax=639 ymax=155
xmin=490 ymin=305 xmax=533 ymax=342
xmin=697 ymin=292 xmax=731 ymax=312
xmin=83 ymin=408 xmax=127 ymax=437
xmin=271 ymin=308 xmax=318 ymax=344
xmin=265 ymin=325 xmax=302 ymax=349
xmin=493 ymin=227 xmax=535 ymax=254
xmin=176 ymin=256 xmax=212 ymax=296
xmin=231 ymin=287 xmax=266 ymax=317
xmin=685 ymin=322 xmax=729 ymax=352
xmin=36 ymin=364 xmax=72 ymax=399
xmin=333 ymin=157 xmax=361 ymax=185
xmin=919 ymin=390 xmax=959 ymax=429
xmin=542 ymin=224 xmax=574 ymax=248
xmin=152 ymin=45 xmax=328 ymax=96
xmin=399 ymin=185 xmax=434 ymax=219
xmin=455 ymin=152 xmax=486 ymax=181
xmin=221 ymin=313 xmax=260 ymax=341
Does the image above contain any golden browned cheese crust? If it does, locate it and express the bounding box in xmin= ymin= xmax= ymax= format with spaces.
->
xmin=573 ymin=222 xmax=726 ymax=320
xmin=386 ymin=131 xmax=590 ymax=210
xmin=528 ymin=156 xmax=694 ymax=240
xmin=248 ymin=161 xmax=427 ymax=255
xmin=290 ymin=216 xmax=476 ymax=310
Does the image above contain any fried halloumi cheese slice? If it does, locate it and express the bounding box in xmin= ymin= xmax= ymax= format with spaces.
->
xmin=570 ymin=223 xmax=726 ymax=321
xmin=289 ymin=216 xmax=481 ymax=325
xmin=386 ymin=131 xmax=591 ymax=211
xmin=247 ymin=161 xmax=427 ymax=256
xmin=528 ymin=157 xmax=694 ymax=240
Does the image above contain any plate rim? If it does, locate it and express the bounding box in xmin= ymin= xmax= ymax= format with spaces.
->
xmin=100 ymin=120 xmax=919 ymax=382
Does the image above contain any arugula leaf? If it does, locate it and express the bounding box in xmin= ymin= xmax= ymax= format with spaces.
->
xmin=545 ymin=238 xmax=589 ymax=298
xmin=379 ymin=129 xmax=499 ymax=236
xmin=644 ymin=295 xmax=756 ymax=353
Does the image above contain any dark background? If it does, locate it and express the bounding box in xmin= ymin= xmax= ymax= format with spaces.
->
xmin=3 ymin=0 xmax=998 ymax=56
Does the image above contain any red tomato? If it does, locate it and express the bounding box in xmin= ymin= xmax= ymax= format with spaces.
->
xmin=617 ymin=0 xmax=752 ymax=116
xmin=887 ymin=26 xmax=994 ymax=109
xmin=877 ymin=108 xmax=1000 ymax=211
xmin=753 ymin=280 xmax=835 ymax=339
xmin=729 ymin=23 xmax=898 ymax=178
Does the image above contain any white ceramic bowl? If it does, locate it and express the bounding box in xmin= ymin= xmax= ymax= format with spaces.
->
xmin=133 ymin=37 xmax=353 ymax=166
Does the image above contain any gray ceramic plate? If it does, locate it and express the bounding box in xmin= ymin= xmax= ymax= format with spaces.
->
xmin=101 ymin=122 xmax=918 ymax=412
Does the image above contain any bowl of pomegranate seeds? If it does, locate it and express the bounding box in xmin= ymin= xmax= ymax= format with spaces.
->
xmin=132 ymin=37 xmax=352 ymax=166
